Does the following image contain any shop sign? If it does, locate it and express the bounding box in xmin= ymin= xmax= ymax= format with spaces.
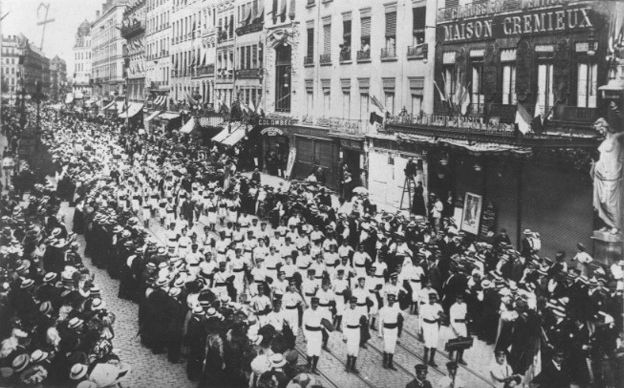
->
xmin=261 ymin=127 xmax=284 ymax=136
xmin=439 ymin=6 xmax=595 ymax=43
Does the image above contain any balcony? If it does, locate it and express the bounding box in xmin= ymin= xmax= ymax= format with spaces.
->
xmin=195 ymin=64 xmax=215 ymax=77
xmin=407 ymin=44 xmax=428 ymax=60
xmin=339 ymin=50 xmax=351 ymax=63
xmin=235 ymin=68 xmax=261 ymax=79
xmin=356 ymin=50 xmax=371 ymax=63
xmin=121 ymin=21 xmax=145 ymax=40
xmin=304 ymin=56 xmax=314 ymax=66
xmin=319 ymin=53 xmax=332 ymax=66
xmin=216 ymin=69 xmax=234 ymax=82
xmin=385 ymin=105 xmax=599 ymax=148
xmin=381 ymin=47 xmax=397 ymax=61
xmin=236 ymin=20 xmax=264 ymax=36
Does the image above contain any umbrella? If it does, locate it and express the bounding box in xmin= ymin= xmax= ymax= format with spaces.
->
xmin=352 ymin=186 xmax=368 ymax=195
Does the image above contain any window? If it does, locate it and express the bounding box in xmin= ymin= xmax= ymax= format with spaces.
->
xmin=342 ymin=13 xmax=352 ymax=60
xmin=384 ymin=7 xmax=397 ymax=52
xmin=502 ymin=64 xmax=516 ymax=105
xmin=305 ymin=79 xmax=313 ymax=116
xmin=252 ymin=45 xmax=258 ymax=68
xmin=383 ymin=77 xmax=395 ymax=115
xmin=578 ymin=63 xmax=597 ymax=108
xmin=413 ymin=7 xmax=426 ymax=45
xmin=358 ymin=78 xmax=370 ymax=122
xmin=471 ymin=61 xmax=484 ymax=114
xmin=537 ymin=63 xmax=554 ymax=111
xmin=409 ymin=77 xmax=424 ymax=117
xmin=275 ymin=44 xmax=291 ymax=112
xmin=341 ymin=79 xmax=351 ymax=119
xmin=322 ymin=79 xmax=331 ymax=116
xmin=360 ymin=14 xmax=371 ymax=51
xmin=306 ymin=26 xmax=314 ymax=61
xmin=323 ymin=20 xmax=331 ymax=55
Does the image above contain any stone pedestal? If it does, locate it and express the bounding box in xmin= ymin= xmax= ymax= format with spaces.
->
xmin=591 ymin=230 xmax=623 ymax=266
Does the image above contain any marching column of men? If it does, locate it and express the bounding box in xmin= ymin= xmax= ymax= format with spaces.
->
xmin=38 ymin=107 xmax=624 ymax=388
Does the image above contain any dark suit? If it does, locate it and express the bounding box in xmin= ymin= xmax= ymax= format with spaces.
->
xmin=532 ymin=361 xmax=571 ymax=388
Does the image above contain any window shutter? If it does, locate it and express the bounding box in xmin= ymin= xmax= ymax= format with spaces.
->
xmin=321 ymin=79 xmax=331 ymax=94
xmin=409 ymin=77 xmax=424 ymax=95
xmin=385 ymin=11 xmax=397 ymax=38
xmin=383 ymin=77 xmax=396 ymax=92
xmin=361 ymin=16 xmax=371 ymax=38
xmin=358 ymin=77 xmax=370 ymax=93
xmin=341 ymin=78 xmax=351 ymax=93
xmin=323 ymin=23 xmax=331 ymax=54
xmin=413 ymin=7 xmax=426 ymax=32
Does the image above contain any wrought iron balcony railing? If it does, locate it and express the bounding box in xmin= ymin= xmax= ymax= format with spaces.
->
xmin=121 ymin=21 xmax=145 ymax=40
xmin=356 ymin=50 xmax=371 ymax=62
xmin=235 ymin=20 xmax=264 ymax=36
xmin=339 ymin=50 xmax=351 ymax=62
xmin=381 ymin=47 xmax=397 ymax=60
xmin=407 ymin=44 xmax=427 ymax=59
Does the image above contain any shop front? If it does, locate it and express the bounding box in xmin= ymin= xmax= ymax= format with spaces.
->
xmin=257 ymin=126 xmax=289 ymax=175
xmin=367 ymin=134 xmax=429 ymax=212
xmin=289 ymin=125 xmax=341 ymax=190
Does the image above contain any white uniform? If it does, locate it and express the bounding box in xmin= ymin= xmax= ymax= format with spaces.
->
xmin=301 ymin=279 xmax=318 ymax=306
xmin=353 ymin=252 xmax=370 ymax=278
xmin=352 ymin=287 xmax=369 ymax=318
xmin=230 ymin=256 xmax=247 ymax=292
xmin=421 ymin=302 xmax=443 ymax=348
xmin=342 ymin=308 xmax=363 ymax=356
xmin=316 ymin=288 xmax=336 ymax=318
xmin=303 ymin=307 xmax=331 ymax=356
xmin=378 ymin=304 xmax=402 ymax=354
xmin=251 ymin=294 xmax=272 ymax=326
xmin=400 ymin=264 xmax=425 ymax=302
xmin=450 ymin=302 xmax=468 ymax=337
xmin=333 ymin=278 xmax=349 ymax=316
xmin=282 ymin=291 xmax=303 ymax=335
xmin=266 ymin=309 xmax=286 ymax=332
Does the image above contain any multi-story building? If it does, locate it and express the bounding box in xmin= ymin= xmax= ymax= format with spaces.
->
xmin=233 ymin=0 xmax=263 ymax=109
xmin=192 ymin=0 xmax=217 ymax=106
xmin=19 ymin=38 xmax=50 ymax=98
xmin=92 ymin=0 xmax=128 ymax=99
xmin=145 ymin=0 xmax=172 ymax=108
xmin=72 ymin=20 xmax=92 ymax=98
xmin=49 ymin=56 xmax=68 ymax=102
xmin=1 ymin=34 xmax=23 ymax=98
xmin=171 ymin=0 xmax=203 ymax=104
xmin=121 ymin=0 xmax=147 ymax=103
xmin=213 ymin=0 xmax=236 ymax=106
xmin=381 ymin=0 xmax=622 ymax=256
xmin=259 ymin=0 xmax=435 ymax=190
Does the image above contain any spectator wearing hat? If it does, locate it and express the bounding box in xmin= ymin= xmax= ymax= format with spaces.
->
xmin=531 ymin=349 xmax=571 ymax=388
xmin=406 ymin=364 xmax=432 ymax=388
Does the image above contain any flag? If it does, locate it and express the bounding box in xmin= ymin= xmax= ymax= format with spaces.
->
xmin=433 ymin=81 xmax=446 ymax=102
xmin=248 ymin=99 xmax=255 ymax=114
xmin=370 ymin=95 xmax=385 ymax=113
xmin=515 ymin=102 xmax=532 ymax=135
xmin=369 ymin=112 xmax=384 ymax=125
xmin=458 ymin=83 xmax=470 ymax=115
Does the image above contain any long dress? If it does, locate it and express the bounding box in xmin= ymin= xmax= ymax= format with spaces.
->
xmin=199 ymin=333 xmax=226 ymax=387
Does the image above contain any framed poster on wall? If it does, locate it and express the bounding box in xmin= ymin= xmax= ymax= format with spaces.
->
xmin=460 ymin=192 xmax=483 ymax=235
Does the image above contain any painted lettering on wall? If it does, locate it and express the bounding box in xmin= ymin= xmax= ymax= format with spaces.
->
xmin=441 ymin=7 xmax=594 ymax=43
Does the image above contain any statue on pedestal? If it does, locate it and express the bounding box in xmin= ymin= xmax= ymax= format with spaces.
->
xmin=591 ymin=116 xmax=624 ymax=234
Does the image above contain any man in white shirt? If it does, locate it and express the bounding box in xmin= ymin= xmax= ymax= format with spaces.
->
xmin=378 ymin=294 xmax=403 ymax=370
xmin=342 ymin=296 xmax=366 ymax=374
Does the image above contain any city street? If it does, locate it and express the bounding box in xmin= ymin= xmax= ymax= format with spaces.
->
xmin=2 ymin=0 xmax=624 ymax=387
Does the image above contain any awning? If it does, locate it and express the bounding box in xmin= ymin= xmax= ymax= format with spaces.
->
xmin=144 ymin=111 xmax=161 ymax=122
xmin=117 ymin=102 xmax=127 ymax=115
xmin=158 ymin=112 xmax=180 ymax=120
xmin=65 ymin=93 xmax=74 ymax=104
xmin=395 ymin=133 xmax=532 ymax=155
xmin=119 ymin=102 xmax=144 ymax=118
xmin=221 ymin=125 xmax=249 ymax=146
xmin=180 ymin=117 xmax=196 ymax=134
xmin=103 ymin=101 xmax=116 ymax=111
xmin=211 ymin=126 xmax=232 ymax=142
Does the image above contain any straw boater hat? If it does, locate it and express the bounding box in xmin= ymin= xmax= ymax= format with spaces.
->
xmin=69 ymin=363 xmax=88 ymax=380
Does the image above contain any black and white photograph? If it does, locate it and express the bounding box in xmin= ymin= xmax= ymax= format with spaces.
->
xmin=0 ymin=0 xmax=623 ymax=387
